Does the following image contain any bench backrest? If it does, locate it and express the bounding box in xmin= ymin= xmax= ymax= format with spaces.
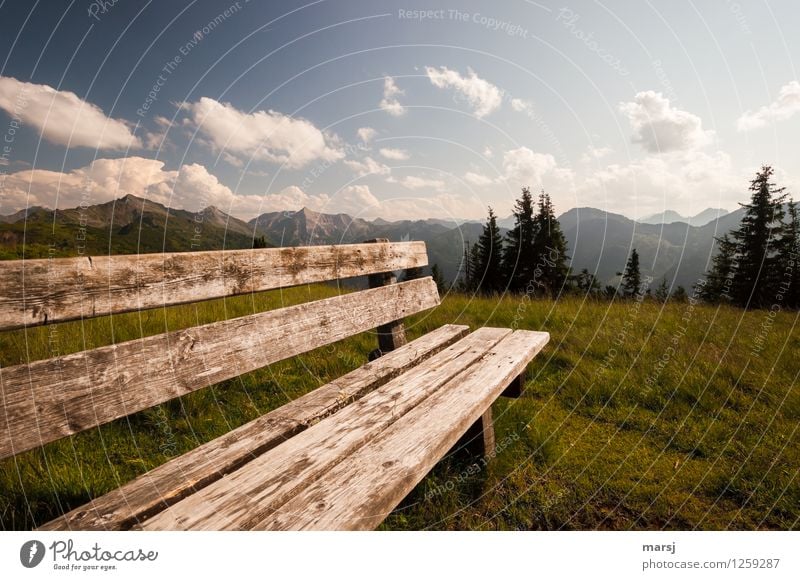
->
xmin=0 ymin=241 xmax=438 ymax=459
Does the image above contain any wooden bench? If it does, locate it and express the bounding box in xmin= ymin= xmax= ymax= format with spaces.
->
xmin=0 ymin=240 xmax=549 ymax=530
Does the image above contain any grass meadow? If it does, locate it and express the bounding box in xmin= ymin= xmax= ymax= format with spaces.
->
xmin=0 ymin=284 xmax=798 ymax=530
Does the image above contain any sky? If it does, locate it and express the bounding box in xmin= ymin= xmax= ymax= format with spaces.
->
xmin=1 ymin=0 xmax=799 ymax=222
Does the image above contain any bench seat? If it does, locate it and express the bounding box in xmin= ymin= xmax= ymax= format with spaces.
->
xmin=40 ymin=325 xmax=548 ymax=530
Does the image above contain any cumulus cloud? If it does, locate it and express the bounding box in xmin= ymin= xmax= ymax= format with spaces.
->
xmin=580 ymin=146 xmax=613 ymax=163
xmin=425 ymin=66 xmax=502 ymax=118
xmin=255 ymin=184 xmax=381 ymax=217
xmin=578 ymin=150 xmax=741 ymax=216
xmin=379 ymin=76 xmax=406 ymax=117
xmin=179 ymin=97 xmax=342 ymax=169
xmin=357 ymin=126 xmax=377 ymax=143
xmin=510 ymin=98 xmax=533 ymax=114
xmin=391 ymin=175 xmax=446 ymax=191
xmin=379 ymin=147 xmax=409 ymax=161
xmin=0 ymin=157 xmax=254 ymax=214
xmin=0 ymin=76 xmax=141 ymax=150
xmin=619 ymin=91 xmax=713 ymax=153
xmin=464 ymin=171 xmax=493 ymax=186
xmin=343 ymin=156 xmax=391 ymax=177
xmin=501 ymin=147 xmax=558 ymax=185
xmin=737 ymin=81 xmax=800 ymax=131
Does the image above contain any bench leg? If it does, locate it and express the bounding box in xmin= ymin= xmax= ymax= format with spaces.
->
xmin=459 ymin=406 xmax=496 ymax=459
xmin=501 ymin=369 xmax=526 ymax=398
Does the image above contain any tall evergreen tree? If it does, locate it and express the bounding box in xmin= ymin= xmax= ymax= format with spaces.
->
xmin=654 ymin=277 xmax=670 ymax=303
xmin=430 ymin=263 xmax=447 ymax=296
xmin=730 ymin=165 xmax=788 ymax=307
xmin=778 ymin=198 xmax=800 ymax=308
xmin=400 ymin=265 xmax=425 ymax=282
xmin=530 ymin=190 xmax=571 ymax=297
xmin=698 ymin=233 xmax=736 ymax=303
xmin=501 ymin=187 xmax=537 ymax=292
xmin=618 ymin=248 xmax=642 ymax=298
xmin=471 ymin=207 xmax=506 ymax=294
xmin=573 ymin=268 xmax=601 ymax=296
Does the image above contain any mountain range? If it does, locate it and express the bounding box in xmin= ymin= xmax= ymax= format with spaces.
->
xmin=0 ymin=196 xmax=744 ymax=290
xmin=637 ymin=208 xmax=729 ymax=227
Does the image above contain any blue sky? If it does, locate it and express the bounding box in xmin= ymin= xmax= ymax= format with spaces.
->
xmin=1 ymin=0 xmax=799 ymax=221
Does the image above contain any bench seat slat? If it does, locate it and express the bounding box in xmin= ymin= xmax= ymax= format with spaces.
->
xmin=0 ymin=278 xmax=439 ymax=459
xmin=258 ymin=330 xmax=550 ymax=531
xmin=138 ymin=327 xmax=513 ymax=530
xmin=37 ymin=324 xmax=469 ymax=531
xmin=0 ymin=241 xmax=428 ymax=331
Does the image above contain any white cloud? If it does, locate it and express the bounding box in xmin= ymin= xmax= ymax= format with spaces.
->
xmin=179 ymin=97 xmax=342 ymax=169
xmin=256 ymin=184 xmax=380 ymax=217
xmin=343 ymin=156 xmax=391 ymax=176
xmin=737 ymin=81 xmax=800 ymax=131
xmin=379 ymin=147 xmax=409 ymax=161
xmin=464 ymin=171 xmax=493 ymax=186
xmin=0 ymin=157 xmax=255 ymax=214
xmin=379 ymin=76 xmax=406 ymax=117
xmin=619 ymin=91 xmax=713 ymax=153
xmin=392 ymin=175 xmax=446 ymax=191
xmin=501 ymin=147 xmax=558 ymax=185
xmin=510 ymin=98 xmax=533 ymax=114
xmin=357 ymin=126 xmax=377 ymax=142
xmin=425 ymin=66 xmax=502 ymax=118
xmin=578 ymin=150 xmax=741 ymax=216
xmin=580 ymin=146 xmax=613 ymax=163
xmin=482 ymin=146 xmax=493 ymax=158
xmin=0 ymin=76 xmax=141 ymax=150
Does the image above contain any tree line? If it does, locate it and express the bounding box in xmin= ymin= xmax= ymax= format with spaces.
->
xmin=460 ymin=165 xmax=800 ymax=310
xmin=698 ymin=165 xmax=799 ymax=309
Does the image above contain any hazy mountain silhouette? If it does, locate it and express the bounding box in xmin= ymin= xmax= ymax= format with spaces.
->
xmin=1 ymin=198 xmax=744 ymax=288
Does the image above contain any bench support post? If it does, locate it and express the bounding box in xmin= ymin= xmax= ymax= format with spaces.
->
xmin=459 ymin=406 xmax=496 ymax=459
xmin=502 ymin=369 xmax=526 ymax=398
xmin=365 ymin=238 xmax=408 ymax=360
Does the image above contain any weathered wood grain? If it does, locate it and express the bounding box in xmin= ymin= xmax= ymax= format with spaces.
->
xmin=257 ymin=330 xmax=550 ymax=531
xmin=139 ymin=328 xmax=513 ymax=530
xmin=0 ymin=242 xmax=428 ymax=331
xmin=0 ymin=278 xmax=439 ymax=459
xmin=37 ymin=324 xmax=469 ymax=531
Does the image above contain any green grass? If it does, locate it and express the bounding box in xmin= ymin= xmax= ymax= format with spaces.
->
xmin=0 ymin=288 xmax=798 ymax=530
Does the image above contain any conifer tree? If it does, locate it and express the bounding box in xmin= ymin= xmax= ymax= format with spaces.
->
xmin=618 ymin=248 xmax=642 ymax=298
xmin=730 ymin=165 xmax=787 ymax=307
xmin=472 ymin=207 xmax=506 ymax=294
xmin=698 ymin=234 xmax=736 ymax=303
xmin=778 ymin=198 xmax=800 ymax=308
xmin=502 ymin=187 xmax=537 ymax=292
xmin=430 ymin=263 xmax=447 ymax=296
xmin=530 ymin=190 xmax=571 ymax=297
xmin=655 ymin=277 xmax=670 ymax=303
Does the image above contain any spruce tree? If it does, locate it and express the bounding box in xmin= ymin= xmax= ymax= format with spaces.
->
xmin=531 ymin=190 xmax=571 ymax=297
xmin=698 ymin=234 xmax=736 ymax=303
xmin=430 ymin=263 xmax=447 ymax=295
xmin=573 ymin=268 xmax=601 ymax=296
xmin=778 ymin=198 xmax=800 ymax=308
xmin=618 ymin=248 xmax=642 ymax=298
xmin=655 ymin=277 xmax=670 ymax=303
xmin=502 ymin=187 xmax=537 ymax=292
xmin=730 ymin=165 xmax=787 ymax=307
xmin=472 ymin=207 xmax=506 ymax=294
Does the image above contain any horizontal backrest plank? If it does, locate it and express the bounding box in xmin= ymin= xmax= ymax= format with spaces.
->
xmin=0 ymin=241 xmax=428 ymax=331
xmin=0 ymin=277 xmax=440 ymax=459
